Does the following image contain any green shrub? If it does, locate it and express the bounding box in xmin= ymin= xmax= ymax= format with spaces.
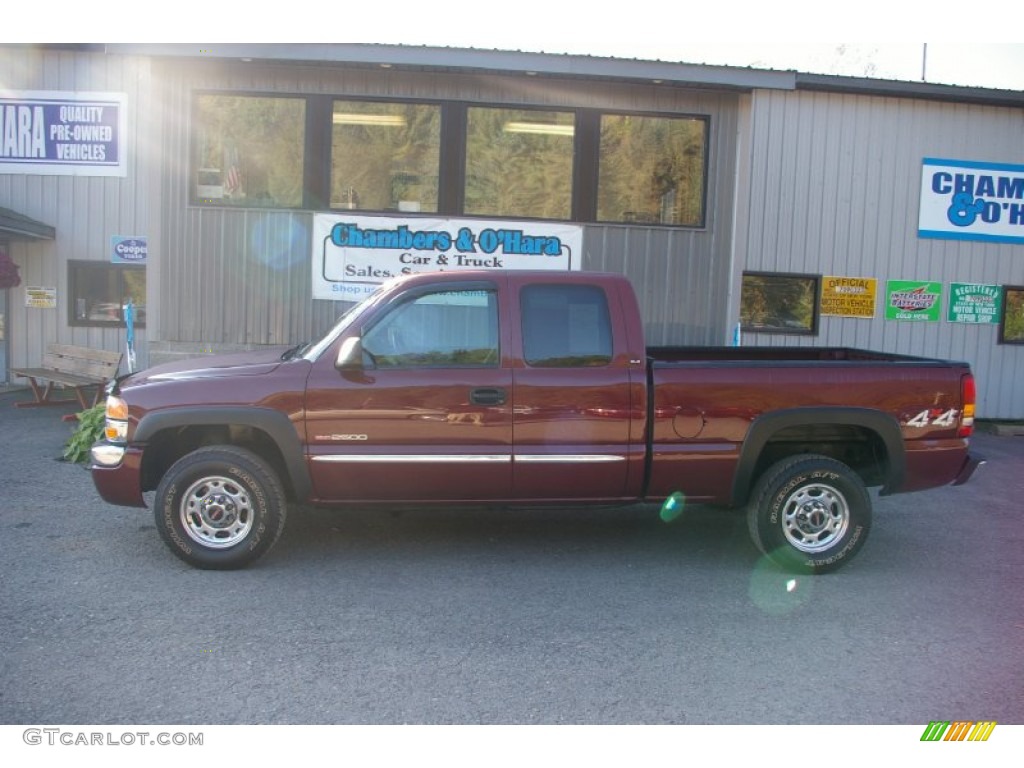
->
xmin=63 ymin=403 xmax=107 ymax=464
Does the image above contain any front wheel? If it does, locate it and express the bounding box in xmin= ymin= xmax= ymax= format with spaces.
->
xmin=747 ymin=454 xmax=872 ymax=574
xmin=154 ymin=446 xmax=287 ymax=569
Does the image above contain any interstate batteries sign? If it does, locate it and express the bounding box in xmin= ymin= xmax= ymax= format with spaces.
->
xmin=0 ymin=91 xmax=127 ymax=176
xmin=919 ymin=157 xmax=1024 ymax=244
xmin=886 ymin=280 xmax=942 ymax=322
xmin=312 ymin=215 xmax=582 ymax=301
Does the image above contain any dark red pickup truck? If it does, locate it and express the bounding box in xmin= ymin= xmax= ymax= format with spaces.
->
xmin=91 ymin=270 xmax=981 ymax=572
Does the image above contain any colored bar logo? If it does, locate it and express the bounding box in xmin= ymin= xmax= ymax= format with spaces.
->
xmin=920 ymin=721 xmax=997 ymax=741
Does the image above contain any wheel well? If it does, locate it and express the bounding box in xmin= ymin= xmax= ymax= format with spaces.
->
xmin=749 ymin=423 xmax=890 ymax=494
xmin=140 ymin=424 xmax=295 ymax=500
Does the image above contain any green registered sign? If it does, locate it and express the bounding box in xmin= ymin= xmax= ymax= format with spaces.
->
xmin=947 ymin=283 xmax=1002 ymax=324
xmin=886 ymin=281 xmax=942 ymax=322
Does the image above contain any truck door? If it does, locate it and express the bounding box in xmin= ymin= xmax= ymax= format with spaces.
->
xmin=304 ymin=281 xmax=513 ymax=502
xmin=511 ymin=279 xmax=641 ymax=501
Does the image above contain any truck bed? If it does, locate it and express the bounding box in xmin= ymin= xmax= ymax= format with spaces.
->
xmin=647 ymin=346 xmax=954 ymax=365
xmin=643 ymin=345 xmax=974 ymax=506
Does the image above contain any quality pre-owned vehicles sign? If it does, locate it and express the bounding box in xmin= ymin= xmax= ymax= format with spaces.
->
xmin=312 ymin=214 xmax=583 ymax=301
xmin=0 ymin=90 xmax=127 ymax=176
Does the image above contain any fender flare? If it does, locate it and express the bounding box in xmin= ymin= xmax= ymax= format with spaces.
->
xmin=730 ymin=407 xmax=906 ymax=506
xmin=134 ymin=406 xmax=311 ymax=500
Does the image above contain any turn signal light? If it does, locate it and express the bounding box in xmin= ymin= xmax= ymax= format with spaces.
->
xmin=105 ymin=395 xmax=129 ymax=442
xmin=958 ymin=374 xmax=976 ymax=438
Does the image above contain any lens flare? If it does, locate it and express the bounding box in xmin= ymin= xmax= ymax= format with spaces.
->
xmin=249 ymin=217 xmax=309 ymax=271
xmin=748 ymin=553 xmax=815 ymax=615
xmin=659 ymin=492 xmax=686 ymax=523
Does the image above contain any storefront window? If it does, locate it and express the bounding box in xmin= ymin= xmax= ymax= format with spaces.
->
xmin=741 ymin=272 xmax=819 ymax=335
xmin=465 ymin=107 xmax=574 ymax=220
xmin=193 ymin=94 xmax=305 ymax=207
xmin=330 ymin=100 xmax=441 ymax=213
xmin=597 ymin=114 xmax=706 ymax=226
xmin=68 ymin=261 xmax=146 ymax=327
xmin=999 ymin=286 xmax=1024 ymax=344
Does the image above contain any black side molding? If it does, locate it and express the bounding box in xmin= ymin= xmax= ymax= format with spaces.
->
xmin=730 ymin=407 xmax=906 ymax=506
xmin=134 ymin=406 xmax=312 ymax=500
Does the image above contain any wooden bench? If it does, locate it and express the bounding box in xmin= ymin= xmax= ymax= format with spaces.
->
xmin=10 ymin=344 xmax=123 ymax=412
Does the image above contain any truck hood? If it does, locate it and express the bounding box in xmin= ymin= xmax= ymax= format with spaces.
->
xmin=123 ymin=347 xmax=293 ymax=386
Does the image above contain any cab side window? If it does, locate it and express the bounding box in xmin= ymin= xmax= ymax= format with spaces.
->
xmin=363 ymin=288 xmax=499 ymax=367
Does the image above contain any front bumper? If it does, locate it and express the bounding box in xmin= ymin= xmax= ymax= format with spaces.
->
xmin=90 ymin=441 xmax=147 ymax=507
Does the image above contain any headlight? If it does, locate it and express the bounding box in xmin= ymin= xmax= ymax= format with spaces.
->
xmin=104 ymin=395 xmax=129 ymax=443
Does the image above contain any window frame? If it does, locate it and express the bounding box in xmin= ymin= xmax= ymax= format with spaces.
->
xmin=361 ymin=283 xmax=500 ymax=369
xmin=329 ymin=96 xmax=444 ymax=215
xmin=998 ymin=285 xmax=1024 ymax=345
xmin=520 ymin=283 xmax=614 ymax=368
xmin=187 ymin=92 xmax=713 ymax=229
xmin=463 ymin=104 xmax=578 ymax=222
xmin=740 ymin=271 xmax=820 ymax=336
xmin=593 ymin=110 xmax=710 ymax=228
xmin=68 ymin=260 xmax=147 ymax=329
xmin=190 ymin=91 xmax=308 ymax=209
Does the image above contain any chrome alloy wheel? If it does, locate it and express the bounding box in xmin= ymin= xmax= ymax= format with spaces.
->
xmin=781 ymin=483 xmax=850 ymax=554
xmin=180 ymin=475 xmax=254 ymax=549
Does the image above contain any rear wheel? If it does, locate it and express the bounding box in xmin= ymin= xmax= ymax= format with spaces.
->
xmin=154 ymin=446 xmax=287 ymax=569
xmin=747 ymin=454 xmax=871 ymax=573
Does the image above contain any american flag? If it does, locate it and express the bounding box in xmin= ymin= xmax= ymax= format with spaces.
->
xmin=224 ymin=147 xmax=242 ymax=196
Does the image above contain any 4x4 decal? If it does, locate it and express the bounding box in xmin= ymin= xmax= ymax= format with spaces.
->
xmin=906 ymin=408 xmax=959 ymax=428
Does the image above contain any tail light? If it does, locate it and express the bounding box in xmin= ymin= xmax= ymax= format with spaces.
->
xmin=958 ymin=373 xmax=976 ymax=438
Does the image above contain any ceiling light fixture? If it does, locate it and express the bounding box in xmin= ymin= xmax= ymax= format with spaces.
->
xmin=332 ymin=113 xmax=407 ymax=127
xmin=503 ymin=121 xmax=575 ymax=137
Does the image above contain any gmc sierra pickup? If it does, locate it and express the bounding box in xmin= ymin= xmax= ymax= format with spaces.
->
xmin=90 ymin=270 xmax=982 ymax=572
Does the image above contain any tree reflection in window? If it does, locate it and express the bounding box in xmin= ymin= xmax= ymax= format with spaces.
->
xmin=193 ymin=95 xmax=305 ymax=207
xmin=999 ymin=286 xmax=1024 ymax=344
xmin=465 ymin=108 xmax=574 ymax=220
xmin=331 ymin=101 xmax=440 ymax=212
xmin=741 ymin=272 xmax=819 ymax=335
xmin=598 ymin=114 xmax=706 ymax=226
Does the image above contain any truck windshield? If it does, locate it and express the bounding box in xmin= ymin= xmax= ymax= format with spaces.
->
xmin=301 ymin=286 xmax=387 ymax=362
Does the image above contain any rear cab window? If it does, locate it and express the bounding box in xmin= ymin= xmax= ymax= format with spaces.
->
xmin=520 ymin=284 xmax=613 ymax=367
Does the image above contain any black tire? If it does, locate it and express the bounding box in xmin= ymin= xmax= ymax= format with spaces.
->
xmin=154 ymin=446 xmax=287 ymax=569
xmin=747 ymin=454 xmax=871 ymax=574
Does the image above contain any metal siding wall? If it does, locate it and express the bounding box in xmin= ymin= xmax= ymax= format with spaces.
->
xmin=155 ymin=61 xmax=740 ymax=351
xmin=0 ymin=48 xmax=152 ymax=375
xmin=737 ymin=89 xmax=1024 ymax=418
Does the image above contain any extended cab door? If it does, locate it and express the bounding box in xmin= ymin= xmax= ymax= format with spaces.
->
xmin=304 ymin=279 xmax=513 ymax=502
xmin=510 ymin=275 xmax=645 ymax=501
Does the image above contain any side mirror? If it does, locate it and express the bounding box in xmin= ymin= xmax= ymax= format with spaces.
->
xmin=335 ymin=336 xmax=365 ymax=370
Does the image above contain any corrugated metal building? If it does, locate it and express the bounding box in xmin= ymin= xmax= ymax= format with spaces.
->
xmin=1 ymin=44 xmax=1022 ymax=416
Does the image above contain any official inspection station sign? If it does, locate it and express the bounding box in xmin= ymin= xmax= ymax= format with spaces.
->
xmin=919 ymin=157 xmax=1024 ymax=245
xmin=312 ymin=215 xmax=583 ymax=301
xmin=820 ymin=276 xmax=877 ymax=318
